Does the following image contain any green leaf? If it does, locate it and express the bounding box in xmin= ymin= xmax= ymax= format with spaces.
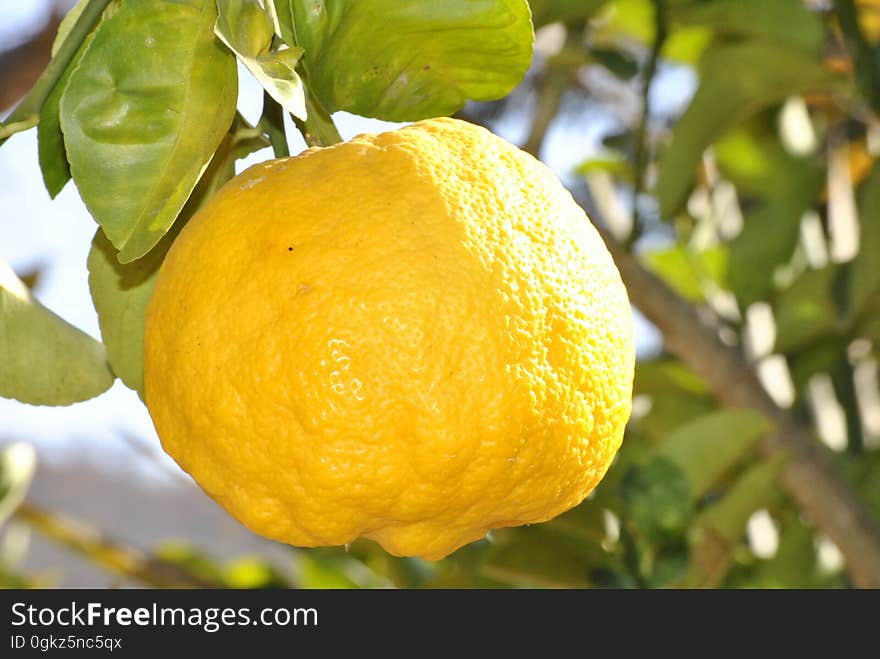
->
xmin=714 ymin=120 xmax=817 ymax=199
xmin=670 ymin=0 xmax=823 ymax=53
xmin=483 ymin=526 xmax=605 ymax=587
xmin=718 ymin=121 xmax=825 ymax=305
xmin=541 ymin=500 xmax=608 ymax=545
xmin=38 ymin=1 xmax=121 ymax=198
xmin=87 ymin=231 xmax=170 ymax=398
xmin=223 ymin=556 xmax=292 ymax=588
xmin=774 ymin=265 xmax=845 ymax=354
xmin=0 ymin=261 xmax=114 ymax=406
xmin=154 ymin=542 xmax=225 ymax=584
xmin=529 ymin=0 xmax=608 ymax=28
xmin=574 ymin=151 xmax=631 ymax=181
xmin=591 ymin=0 xmax=708 ymax=63
xmin=662 ymin=26 xmax=713 ymax=64
xmin=39 ymin=34 xmax=99 ymax=198
xmin=787 ymin=337 xmax=848 ymax=394
xmin=60 ymin=0 xmax=237 ymax=263
xmin=270 ymin=0 xmax=295 ymax=44
xmin=643 ymin=243 xmax=727 ymax=302
xmin=37 ymin=64 xmax=75 ymax=199
xmin=284 ymin=0 xmax=533 ymax=121
xmin=215 ymin=0 xmax=307 ymax=119
xmin=51 ymin=0 xmax=115 ymax=58
xmin=657 ymin=409 xmax=771 ymax=500
xmin=590 ymin=47 xmax=638 ymax=80
xmin=228 ymin=112 xmax=272 ymax=159
xmin=352 ymin=550 xmax=434 ymax=589
xmin=0 ymin=0 xmax=113 ymax=147
xmin=88 ymin=133 xmax=237 ymax=397
xmin=0 ymin=443 xmax=37 ymax=527
xmin=752 ymin=512 xmax=822 ymax=588
xmin=687 ymin=454 xmax=786 ymax=586
xmin=53 ymin=1 xmax=90 ymax=56
xmin=656 ymin=42 xmax=838 ymax=218
xmin=295 ymin=551 xmax=362 ymax=589
xmin=851 ymin=163 xmax=880 ymax=315
xmin=728 ymin=187 xmax=822 ymax=306
xmin=593 ymin=0 xmax=653 ymax=45
xmin=632 ymin=359 xmax=715 ymax=441
xmin=214 ymin=0 xmax=276 ymax=57
xmin=620 ymin=456 xmax=693 ymax=539
xmin=634 ymin=358 xmax=708 ymax=397
xmin=693 ymin=454 xmax=786 ymax=544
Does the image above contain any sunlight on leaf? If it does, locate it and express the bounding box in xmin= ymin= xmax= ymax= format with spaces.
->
xmin=61 ymin=0 xmax=237 ymax=263
xmin=282 ymin=0 xmax=533 ymax=121
xmin=215 ymin=0 xmax=307 ymax=119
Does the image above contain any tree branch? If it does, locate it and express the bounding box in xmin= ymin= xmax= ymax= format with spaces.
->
xmin=629 ymin=0 xmax=668 ymax=248
xmin=594 ymin=224 xmax=880 ymax=588
xmin=258 ymin=91 xmax=290 ymax=158
xmin=0 ymin=0 xmax=112 ymax=146
xmin=13 ymin=502 xmax=219 ymax=588
xmin=466 ymin=66 xmax=880 ymax=587
xmin=523 ymin=64 xmax=569 ymax=158
xmin=0 ymin=14 xmax=59 ymax=112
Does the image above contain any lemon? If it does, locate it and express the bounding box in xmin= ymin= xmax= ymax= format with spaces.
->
xmin=144 ymin=117 xmax=635 ymax=560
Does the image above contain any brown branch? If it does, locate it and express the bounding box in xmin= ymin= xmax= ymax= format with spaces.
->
xmin=0 ymin=14 xmax=60 ymax=111
xmin=523 ymin=65 xmax=569 ymax=158
xmin=629 ymin=0 xmax=667 ymax=247
xmin=461 ymin=67 xmax=880 ymax=587
xmin=595 ymin=225 xmax=880 ymax=588
xmin=13 ymin=502 xmax=219 ymax=588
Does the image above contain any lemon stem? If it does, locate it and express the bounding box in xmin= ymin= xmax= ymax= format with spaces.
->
xmin=258 ymin=91 xmax=290 ymax=158
xmin=292 ymin=68 xmax=342 ymax=147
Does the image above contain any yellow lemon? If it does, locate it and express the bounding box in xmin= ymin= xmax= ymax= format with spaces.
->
xmin=144 ymin=117 xmax=634 ymax=560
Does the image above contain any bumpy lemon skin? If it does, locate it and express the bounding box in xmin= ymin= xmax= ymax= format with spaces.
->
xmin=144 ymin=117 xmax=635 ymax=560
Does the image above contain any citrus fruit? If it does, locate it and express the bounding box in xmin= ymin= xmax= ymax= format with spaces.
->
xmin=144 ymin=117 xmax=635 ymax=560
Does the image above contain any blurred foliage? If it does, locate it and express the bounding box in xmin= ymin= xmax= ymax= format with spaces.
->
xmin=3 ymin=0 xmax=880 ymax=589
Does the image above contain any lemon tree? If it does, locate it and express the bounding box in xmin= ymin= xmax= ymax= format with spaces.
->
xmin=4 ymin=0 xmax=880 ymax=589
xmin=2 ymin=0 xmax=636 ymax=562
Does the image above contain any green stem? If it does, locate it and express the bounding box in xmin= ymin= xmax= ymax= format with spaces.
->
xmin=523 ymin=59 xmax=569 ymax=158
xmin=831 ymin=357 xmax=865 ymax=454
xmin=628 ymin=0 xmax=668 ymax=248
xmin=258 ymin=91 xmax=290 ymax=158
xmin=0 ymin=0 xmax=112 ymax=146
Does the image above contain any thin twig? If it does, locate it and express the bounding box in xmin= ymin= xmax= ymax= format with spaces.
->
xmin=258 ymin=91 xmax=290 ymax=158
xmin=13 ymin=502 xmax=219 ymax=588
xmin=0 ymin=13 xmax=59 ymax=112
xmin=458 ymin=95 xmax=880 ymax=587
xmin=0 ymin=0 xmax=112 ymax=146
xmin=523 ymin=65 xmax=569 ymax=158
xmin=629 ymin=0 xmax=668 ymax=247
